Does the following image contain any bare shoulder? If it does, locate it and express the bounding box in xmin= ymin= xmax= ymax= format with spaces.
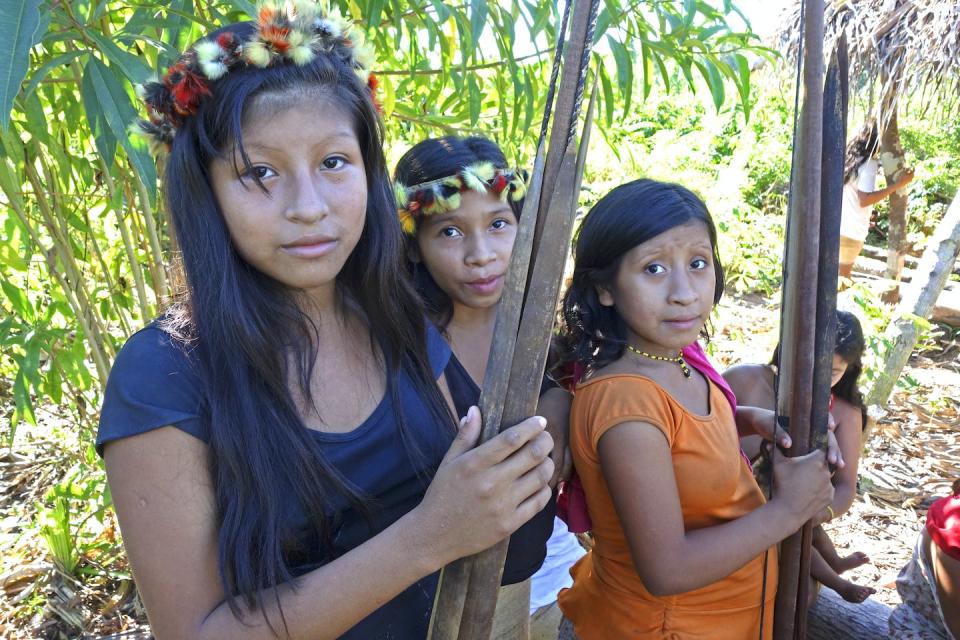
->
xmin=830 ymin=396 xmax=864 ymax=432
xmin=722 ymin=363 xmax=774 ymax=408
xmin=722 ymin=363 xmax=770 ymax=384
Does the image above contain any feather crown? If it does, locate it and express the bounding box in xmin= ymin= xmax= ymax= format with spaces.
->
xmin=134 ymin=0 xmax=378 ymax=152
xmin=395 ymin=163 xmax=528 ymax=235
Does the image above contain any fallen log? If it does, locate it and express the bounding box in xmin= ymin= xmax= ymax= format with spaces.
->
xmin=845 ymin=267 xmax=960 ymax=328
xmin=806 ymin=589 xmax=891 ymax=639
xmin=866 ymin=191 xmax=960 ymax=410
xmin=860 ymin=243 xmax=960 ymax=278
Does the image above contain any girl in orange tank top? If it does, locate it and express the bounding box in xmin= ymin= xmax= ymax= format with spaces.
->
xmin=555 ymin=179 xmax=835 ymax=639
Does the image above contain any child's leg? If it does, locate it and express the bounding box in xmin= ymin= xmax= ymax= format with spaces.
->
xmin=811 ymin=547 xmax=876 ymax=604
xmin=813 ymin=525 xmax=870 ymax=573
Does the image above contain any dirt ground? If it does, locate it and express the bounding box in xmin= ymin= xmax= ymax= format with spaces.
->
xmin=1 ymin=286 xmax=958 ymax=638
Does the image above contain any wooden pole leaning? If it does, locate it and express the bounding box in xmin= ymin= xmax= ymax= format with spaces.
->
xmin=772 ymin=0 xmax=825 ymax=636
xmin=426 ymin=1 xmax=600 ymax=638
xmin=793 ymin=35 xmax=849 ymax=640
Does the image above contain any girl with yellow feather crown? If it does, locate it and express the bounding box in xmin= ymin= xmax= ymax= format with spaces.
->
xmin=97 ymin=3 xmax=555 ymax=638
xmin=394 ymin=137 xmax=585 ymax=639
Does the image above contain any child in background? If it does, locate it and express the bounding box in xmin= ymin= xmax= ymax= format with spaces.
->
xmin=97 ymin=7 xmax=554 ymax=638
xmin=557 ymin=179 xmax=834 ymax=639
xmin=889 ymin=479 xmax=960 ymax=640
xmin=839 ymin=120 xmax=914 ymax=278
xmin=724 ymin=310 xmax=875 ymax=603
xmin=394 ymin=135 xmax=579 ymax=639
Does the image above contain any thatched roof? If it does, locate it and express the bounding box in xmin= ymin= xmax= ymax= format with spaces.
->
xmin=776 ymin=0 xmax=960 ymax=119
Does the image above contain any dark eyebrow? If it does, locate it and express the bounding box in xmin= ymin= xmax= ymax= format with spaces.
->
xmin=243 ymin=131 xmax=357 ymax=154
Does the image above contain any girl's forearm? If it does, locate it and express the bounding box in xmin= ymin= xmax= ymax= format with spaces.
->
xmin=196 ymin=508 xmax=441 ymax=640
xmin=831 ymin=481 xmax=857 ymax=517
xmin=642 ymin=500 xmax=801 ymax=596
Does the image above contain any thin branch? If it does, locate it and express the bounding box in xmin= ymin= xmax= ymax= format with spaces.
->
xmin=377 ymin=50 xmax=551 ymax=76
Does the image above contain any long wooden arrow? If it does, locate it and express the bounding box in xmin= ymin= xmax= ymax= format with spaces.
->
xmin=772 ymin=5 xmax=849 ymax=638
xmin=427 ymin=0 xmax=600 ymax=637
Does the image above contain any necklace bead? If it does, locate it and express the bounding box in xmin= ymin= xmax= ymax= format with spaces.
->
xmin=625 ymin=344 xmax=692 ymax=378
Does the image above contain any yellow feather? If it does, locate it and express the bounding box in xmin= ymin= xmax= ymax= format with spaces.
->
xmin=460 ymin=167 xmax=486 ymax=193
xmin=399 ymin=210 xmax=416 ymax=235
xmin=472 ymin=161 xmax=495 ymax=181
xmin=244 ymin=41 xmax=272 ymax=67
xmin=289 ymin=44 xmax=316 ymax=65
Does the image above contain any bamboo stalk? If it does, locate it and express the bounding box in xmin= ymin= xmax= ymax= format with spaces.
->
xmin=426 ymin=144 xmax=548 ymax=640
xmin=457 ymin=5 xmax=599 ymax=638
xmin=131 ymin=160 xmax=169 ymax=301
xmin=427 ymin=2 xmax=599 ymax=637
xmin=2 ymin=162 xmax=111 ymax=383
xmin=116 ymin=184 xmax=153 ymax=322
xmin=23 ymin=153 xmax=115 ymax=360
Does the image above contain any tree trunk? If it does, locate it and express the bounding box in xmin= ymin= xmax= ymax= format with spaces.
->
xmin=879 ymin=110 xmax=910 ymax=297
xmin=806 ymin=589 xmax=891 ymax=639
xmin=866 ymin=191 xmax=960 ymax=410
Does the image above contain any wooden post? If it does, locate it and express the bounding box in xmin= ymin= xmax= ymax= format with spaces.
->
xmin=792 ymin=38 xmax=848 ymax=639
xmin=866 ymin=191 xmax=960 ymax=410
xmin=880 ymin=109 xmax=911 ymax=294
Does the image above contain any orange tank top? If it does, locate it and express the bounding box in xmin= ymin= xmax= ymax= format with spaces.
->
xmin=558 ymin=374 xmax=777 ymax=639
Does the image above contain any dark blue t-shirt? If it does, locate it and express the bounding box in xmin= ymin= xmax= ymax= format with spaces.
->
xmin=97 ymin=322 xmax=454 ymax=639
xmin=443 ymin=353 xmax=555 ymax=585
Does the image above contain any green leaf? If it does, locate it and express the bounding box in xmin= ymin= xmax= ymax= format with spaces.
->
xmin=81 ymin=58 xmax=157 ymax=200
xmin=22 ymin=50 xmax=87 ymax=100
xmin=429 ymin=0 xmax=452 ymax=23
xmin=12 ymin=367 xmax=36 ymax=429
xmin=467 ymin=75 xmax=481 ymax=126
xmin=733 ymin=53 xmax=751 ymax=120
xmin=81 ymin=59 xmax=118 ymax=167
xmin=696 ymin=60 xmax=725 ymax=111
xmin=222 ymin=0 xmax=256 ymax=16
xmin=594 ymin=8 xmax=611 ymax=44
xmin=598 ymin=60 xmax=614 ymax=126
xmin=0 ymin=0 xmax=43 ymax=130
xmin=2 ymin=280 xmax=33 ymax=320
xmin=469 ymin=0 xmax=488 ymax=55
xmin=683 ymin=0 xmax=697 ymax=28
xmin=87 ymin=31 xmax=152 ymax=84
xmin=608 ymin=36 xmax=633 ymax=114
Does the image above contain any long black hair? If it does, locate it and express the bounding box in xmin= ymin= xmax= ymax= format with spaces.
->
xmin=393 ymin=136 xmax=522 ymax=328
xmin=843 ymin=120 xmax=879 ymax=184
xmin=559 ymin=179 xmax=724 ymax=377
xmin=769 ymin=310 xmax=867 ymax=430
xmin=831 ymin=310 xmax=867 ymax=430
xmin=158 ymin=22 xmax=452 ymax=628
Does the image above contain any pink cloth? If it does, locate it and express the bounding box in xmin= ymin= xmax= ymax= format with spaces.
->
xmin=557 ymin=342 xmax=740 ymax=533
xmin=927 ymin=488 xmax=960 ymax=561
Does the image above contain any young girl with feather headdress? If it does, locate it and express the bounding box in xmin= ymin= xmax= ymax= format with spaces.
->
xmin=97 ymin=4 xmax=553 ymax=637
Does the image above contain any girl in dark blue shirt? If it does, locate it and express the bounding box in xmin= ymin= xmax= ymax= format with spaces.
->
xmin=98 ymin=5 xmax=553 ymax=638
xmin=393 ymin=136 xmax=573 ymax=638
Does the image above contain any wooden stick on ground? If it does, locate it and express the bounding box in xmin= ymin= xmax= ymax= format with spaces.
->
xmin=865 ymin=191 xmax=960 ymax=411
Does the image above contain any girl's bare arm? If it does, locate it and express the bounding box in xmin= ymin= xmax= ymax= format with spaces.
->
xmin=106 ymin=408 xmax=553 ymax=640
xmin=598 ymin=420 xmax=832 ymax=596
xmin=931 ymin=531 xmax=960 ymax=639
xmin=821 ymin=399 xmax=862 ymax=520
